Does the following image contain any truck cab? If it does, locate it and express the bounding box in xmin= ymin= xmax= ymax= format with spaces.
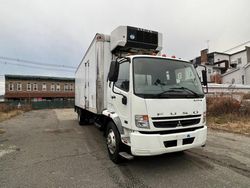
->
xmin=105 ymin=55 xmax=207 ymax=162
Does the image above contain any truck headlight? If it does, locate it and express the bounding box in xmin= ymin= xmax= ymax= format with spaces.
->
xmin=203 ymin=112 xmax=206 ymax=124
xmin=135 ymin=115 xmax=150 ymax=129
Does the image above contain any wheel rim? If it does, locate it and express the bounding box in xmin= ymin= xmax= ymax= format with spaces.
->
xmin=107 ymin=129 xmax=116 ymax=154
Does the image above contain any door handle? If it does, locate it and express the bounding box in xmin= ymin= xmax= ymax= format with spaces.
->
xmin=122 ymin=96 xmax=127 ymax=105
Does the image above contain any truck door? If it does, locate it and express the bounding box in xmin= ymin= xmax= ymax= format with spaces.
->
xmin=84 ymin=61 xmax=89 ymax=109
xmin=111 ymin=61 xmax=131 ymax=128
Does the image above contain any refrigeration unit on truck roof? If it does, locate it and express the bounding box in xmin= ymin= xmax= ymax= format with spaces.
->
xmin=110 ymin=26 xmax=163 ymax=55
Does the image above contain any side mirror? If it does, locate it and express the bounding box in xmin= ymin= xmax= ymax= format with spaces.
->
xmin=108 ymin=61 xmax=119 ymax=82
xmin=202 ymin=70 xmax=207 ymax=86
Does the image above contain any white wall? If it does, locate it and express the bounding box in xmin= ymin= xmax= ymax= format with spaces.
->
xmin=230 ymin=51 xmax=247 ymax=68
xmin=245 ymin=65 xmax=250 ymax=85
xmin=214 ymin=53 xmax=230 ymax=63
xmin=212 ymin=53 xmax=229 ymax=71
xmin=222 ymin=69 xmax=245 ymax=84
xmin=222 ymin=51 xmax=250 ymax=85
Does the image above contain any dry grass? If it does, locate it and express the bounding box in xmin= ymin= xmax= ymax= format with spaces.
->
xmin=207 ymin=114 xmax=250 ymax=136
xmin=243 ymin=93 xmax=250 ymax=100
xmin=207 ymin=96 xmax=250 ymax=136
xmin=0 ymin=102 xmax=31 ymax=123
xmin=207 ymin=97 xmax=241 ymax=115
xmin=0 ymin=110 xmax=23 ymax=123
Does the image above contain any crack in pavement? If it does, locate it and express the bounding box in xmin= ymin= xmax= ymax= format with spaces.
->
xmin=0 ymin=150 xmax=100 ymax=172
xmin=187 ymin=150 xmax=250 ymax=178
xmin=107 ymin=165 xmax=150 ymax=188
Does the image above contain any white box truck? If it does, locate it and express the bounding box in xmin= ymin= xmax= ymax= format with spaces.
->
xmin=75 ymin=26 xmax=207 ymax=163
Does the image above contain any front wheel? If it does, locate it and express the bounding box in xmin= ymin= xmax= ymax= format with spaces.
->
xmin=106 ymin=122 xmax=122 ymax=163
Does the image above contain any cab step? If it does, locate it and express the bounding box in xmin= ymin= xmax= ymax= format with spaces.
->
xmin=119 ymin=152 xmax=134 ymax=160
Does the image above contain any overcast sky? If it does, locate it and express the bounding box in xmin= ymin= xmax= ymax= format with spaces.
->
xmin=0 ymin=0 xmax=250 ymax=94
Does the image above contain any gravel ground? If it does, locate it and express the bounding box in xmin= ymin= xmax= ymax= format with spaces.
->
xmin=0 ymin=109 xmax=249 ymax=188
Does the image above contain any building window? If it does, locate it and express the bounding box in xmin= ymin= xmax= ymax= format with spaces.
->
xmin=42 ymin=83 xmax=47 ymax=91
xmin=17 ymin=83 xmax=22 ymax=91
xmin=27 ymin=83 xmax=31 ymax=91
xmin=64 ymin=84 xmax=69 ymax=91
xmin=69 ymin=84 xmax=74 ymax=91
xmin=33 ymin=83 xmax=38 ymax=91
xmin=242 ymin=75 xmax=245 ymax=84
xmin=51 ymin=83 xmax=55 ymax=91
xmin=56 ymin=83 xmax=60 ymax=91
xmin=9 ymin=82 xmax=14 ymax=91
xmin=238 ymin=58 xmax=242 ymax=64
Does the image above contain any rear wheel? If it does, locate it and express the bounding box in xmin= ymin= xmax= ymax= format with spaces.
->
xmin=78 ymin=111 xmax=84 ymax=126
xmin=78 ymin=110 xmax=94 ymax=126
xmin=106 ymin=122 xmax=122 ymax=163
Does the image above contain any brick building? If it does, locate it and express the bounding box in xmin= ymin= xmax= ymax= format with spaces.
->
xmin=5 ymin=75 xmax=75 ymax=101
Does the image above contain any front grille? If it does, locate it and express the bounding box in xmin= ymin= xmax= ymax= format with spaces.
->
xmin=151 ymin=114 xmax=201 ymax=120
xmin=153 ymin=118 xmax=200 ymax=128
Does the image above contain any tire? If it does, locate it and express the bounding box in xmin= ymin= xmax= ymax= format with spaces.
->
xmin=77 ymin=110 xmax=88 ymax=126
xmin=106 ymin=121 xmax=122 ymax=163
xmin=78 ymin=112 xmax=84 ymax=126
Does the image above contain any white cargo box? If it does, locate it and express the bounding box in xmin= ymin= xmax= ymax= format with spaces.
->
xmin=75 ymin=34 xmax=111 ymax=114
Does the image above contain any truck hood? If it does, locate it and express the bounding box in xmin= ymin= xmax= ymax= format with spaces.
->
xmin=145 ymin=98 xmax=205 ymax=118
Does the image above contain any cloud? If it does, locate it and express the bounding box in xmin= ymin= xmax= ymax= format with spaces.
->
xmin=0 ymin=0 xmax=249 ymax=77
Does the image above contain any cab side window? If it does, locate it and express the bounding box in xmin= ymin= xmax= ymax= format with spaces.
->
xmin=115 ymin=61 xmax=130 ymax=92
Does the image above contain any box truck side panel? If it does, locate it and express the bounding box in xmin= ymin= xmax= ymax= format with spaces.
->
xmin=76 ymin=34 xmax=111 ymax=114
xmin=96 ymin=40 xmax=112 ymax=113
xmin=88 ymin=44 xmax=97 ymax=113
xmin=95 ymin=39 xmax=103 ymax=114
xmin=75 ymin=57 xmax=86 ymax=110
xmin=103 ymin=41 xmax=112 ymax=110
xmin=75 ymin=38 xmax=97 ymax=113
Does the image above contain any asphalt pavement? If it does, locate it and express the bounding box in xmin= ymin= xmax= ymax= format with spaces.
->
xmin=0 ymin=109 xmax=250 ymax=188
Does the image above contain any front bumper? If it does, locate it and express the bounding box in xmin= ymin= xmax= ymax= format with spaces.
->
xmin=130 ymin=126 xmax=207 ymax=156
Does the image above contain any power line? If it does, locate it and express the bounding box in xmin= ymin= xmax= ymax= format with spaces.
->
xmin=0 ymin=61 xmax=75 ymax=73
xmin=223 ymin=40 xmax=250 ymax=53
xmin=0 ymin=56 xmax=77 ymax=69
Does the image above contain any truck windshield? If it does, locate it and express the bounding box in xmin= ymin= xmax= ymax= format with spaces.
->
xmin=133 ymin=57 xmax=204 ymax=98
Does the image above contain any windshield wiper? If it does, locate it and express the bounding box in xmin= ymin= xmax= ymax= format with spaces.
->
xmin=169 ymin=87 xmax=200 ymax=97
xmin=153 ymin=87 xmax=202 ymax=98
xmin=156 ymin=89 xmax=182 ymax=97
